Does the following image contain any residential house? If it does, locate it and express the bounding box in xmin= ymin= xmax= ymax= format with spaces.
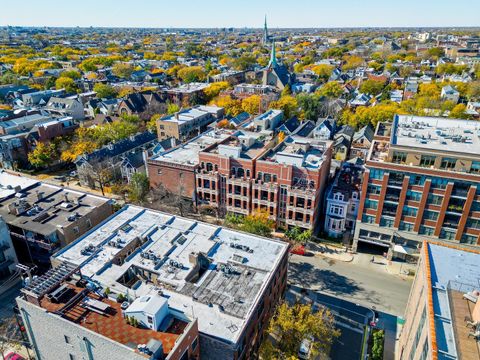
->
xmin=324 ymin=162 xmax=363 ymax=239
xmin=441 ymin=85 xmax=460 ymax=104
xmin=75 ymin=132 xmax=157 ymax=190
xmin=350 ymin=125 xmax=374 ymax=161
xmin=312 ymin=117 xmax=336 ymax=141
xmin=117 ymin=92 xmax=164 ymax=118
xmin=45 ymin=97 xmax=85 ymax=121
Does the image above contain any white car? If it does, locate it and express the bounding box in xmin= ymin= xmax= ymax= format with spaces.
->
xmin=298 ymin=338 xmax=313 ymax=359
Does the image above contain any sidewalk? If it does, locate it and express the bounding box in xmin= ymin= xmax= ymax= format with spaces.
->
xmin=308 ymin=242 xmax=354 ymax=262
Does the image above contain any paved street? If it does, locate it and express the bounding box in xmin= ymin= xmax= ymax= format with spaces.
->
xmin=288 ymin=252 xmax=413 ymax=317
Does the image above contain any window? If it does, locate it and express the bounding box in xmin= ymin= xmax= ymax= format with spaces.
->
xmin=392 ymin=151 xmax=407 ymax=164
xmin=419 ymin=155 xmax=436 ymax=168
xmin=73 ymin=226 xmax=79 ymax=234
xmin=330 ymin=205 xmax=343 ymax=216
xmin=192 ymin=337 xmax=198 ymax=351
xmin=423 ymin=210 xmax=439 ymax=221
xmin=431 ymin=178 xmax=448 ymax=189
xmin=419 ymin=225 xmax=435 ymax=236
xmin=365 ymin=199 xmax=378 ymax=210
xmin=64 ymin=335 xmax=71 ymax=344
xmin=466 ymin=218 xmax=480 ymax=229
xmin=399 ymin=222 xmax=414 ymax=232
xmin=333 ymin=193 xmax=344 ymax=201
xmin=470 ymin=161 xmax=480 ymax=174
xmin=406 ymin=190 xmax=422 ymax=202
xmin=367 ymin=184 xmax=381 ymax=195
xmin=86 ymin=218 xmax=92 ymax=228
xmin=147 ymin=316 xmax=153 ymax=324
xmin=379 ymin=217 xmax=394 ymax=227
xmin=362 ymin=215 xmax=375 ymax=224
xmin=369 ymin=169 xmax=384 ymax=180
xmin=410 ymin=175 xmax=425 ymax=186
xmin=439 ymin=228 xmax=456 ymax=240
xmin=461 ymin=234 xmax=477 ymax=245
xmin=159 ymin=125 xmax=165 ymax=130
xmin=157 ymin=169 xmax=162 ymax=175
xmin=427 ymin=193 xmax=443 ymax=205
xmin=440 ymin=157 xmax=456 ymax=170
xmin=409 ymin=308 xmax=426 ymax=360
xmin=402 ymin=206 xmax=418 ymax=217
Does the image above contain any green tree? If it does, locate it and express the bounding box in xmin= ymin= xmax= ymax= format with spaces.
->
xmin=93 ymin=83 xmax=118 ymax=99
xmin=28 ymin=142 xmax=57 ymax=168
xmin=296 ymin=93 xmax=320 ymax=120
xmin=260 ymin=302 xmax=339 ymax=360
xmin=371 ymin=330 xmax=385 ymax=360
xmin=128 ymin=173 xmax=150 ymax=203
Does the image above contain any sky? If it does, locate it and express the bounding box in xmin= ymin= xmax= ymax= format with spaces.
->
xmin=1 ymin=0 xmax=479 ymax=28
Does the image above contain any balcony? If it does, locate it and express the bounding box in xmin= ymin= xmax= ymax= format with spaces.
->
xmin=252 ymin=180 xmax=278 ymax=191
xmin=226 ymin=206 xmax=249 ymax=215
xmin=451 ymin=189 xmax=469 ymax=198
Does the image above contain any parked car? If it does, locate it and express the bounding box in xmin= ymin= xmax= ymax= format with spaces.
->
xmin=298 ymin=337 xmax=313 ymax=360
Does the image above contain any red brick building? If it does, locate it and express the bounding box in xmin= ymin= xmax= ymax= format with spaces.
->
xmin=196 ymin=131 xmax=332 ymax=230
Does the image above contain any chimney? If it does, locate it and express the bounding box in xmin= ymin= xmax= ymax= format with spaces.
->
xmin=36 ymin=190 xmax=43 ymax=201
xmin=64 ymin=193 xmax=69 ymax=203
xmin=175 ymin=112 xmax=179 ymax=120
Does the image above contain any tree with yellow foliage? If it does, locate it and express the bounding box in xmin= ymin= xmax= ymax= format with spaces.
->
xmin=269 ymin=95 xmax=298 ymax=119
xmin=204 ymin=81 xmax=230 ymax=101
xmin=241 ymin=95 xmax=261 ymax=115
xmin=311 ymin=64 xmax=334 ymax=82
xmin=28 ymin=142 xmax=58 ymax=168
xmin=211 ymin=95 xmax=243 ymax=117
xmin=342 ymin=55 xmax=364 ymax=70
xmin=260 ymin=302 xmax=339 ymax=360
xmin=60 ymin=140 xmax=98 ymax=163
xmin=177 ymin=66 xmax=206 ymax=83
xmin=55 ymin=77 xmax=78 ymax=93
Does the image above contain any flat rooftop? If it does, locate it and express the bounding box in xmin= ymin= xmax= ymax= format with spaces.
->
xmin=260 ymin=136 xmax=331 ymax=170
xmin=167 ymin=82 xmax=209 ymax=93
xmin=205 ymin=131 xmax=272 ymax=160
xmin=53 ymin=205 xmax=289 ymax=344
xmin=426 ymin=242 xmax=480 ymax=360
xmin=160 ymin=106 xmax=221 ymax=125
xmin=150 ymin=130 xmax=231 ymax=165
xmin=392 ymin=115 xmax=480 ymax=156
xmin=0 ymin=171 xmax=37 ymax=200
xmin=0 ymin=173 xmax=109 ymax=237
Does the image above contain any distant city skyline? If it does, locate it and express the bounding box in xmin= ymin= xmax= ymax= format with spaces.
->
xmin=1 ymin=0 xmax=479 ymax=28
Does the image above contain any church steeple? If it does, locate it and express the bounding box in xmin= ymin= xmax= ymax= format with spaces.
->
xmin=263 ymin=15 xmax=269 ymax=45
xmin=268 ymin=41 xmax=278 ymax=68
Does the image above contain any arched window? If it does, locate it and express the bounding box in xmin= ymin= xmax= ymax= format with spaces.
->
xmin=237 ymin=168 xmax=245 ymax=178
xmin=206 ymin=163 xmax=213 ymax=171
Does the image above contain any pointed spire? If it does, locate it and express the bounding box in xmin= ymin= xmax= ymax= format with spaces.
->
xmin=268 ymin=41 xmax=277 ymax=68
xmin=263 ymin=14 xmax=269 ymax=45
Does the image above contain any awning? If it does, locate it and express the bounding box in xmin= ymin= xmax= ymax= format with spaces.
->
xmin=393 ymin=244 xmax=417 ymax=255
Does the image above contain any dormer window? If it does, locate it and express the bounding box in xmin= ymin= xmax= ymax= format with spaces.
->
xmin=333 ymin=193 xmax=344 ymax=201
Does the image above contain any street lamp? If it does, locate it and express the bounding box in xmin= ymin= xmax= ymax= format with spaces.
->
xmin=356 ymin=303 xmax=377 ymax=327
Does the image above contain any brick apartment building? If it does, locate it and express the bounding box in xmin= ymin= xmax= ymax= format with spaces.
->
xmin=147 ymin=130 xmax=232 ymax=199
xmin=17 ymin=205 xmax=289 ymax=360
xmin=397 ymin=241 xmax=480 ymax=360
xmin=355 ymin=115 xmax=480 ymax=259
xmin=196 ymin=131 xmax=332 ymax=230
